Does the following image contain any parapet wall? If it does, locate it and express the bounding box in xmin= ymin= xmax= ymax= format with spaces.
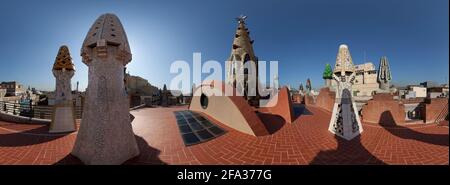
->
xmin=315 ymin=88 xmax=335 ymax=112
xmin=361 ymin=93 xmax=405 ymax=125
xmin=0 ymin=111 xmax=50 ymax=124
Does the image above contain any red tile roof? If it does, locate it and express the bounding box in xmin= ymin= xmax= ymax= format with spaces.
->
xmin=0 ymin=106 xmax=448 ymax=165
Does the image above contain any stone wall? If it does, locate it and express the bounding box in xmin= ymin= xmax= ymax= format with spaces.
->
xmin=315 ymin=88 xmax=335 ymax=112
xmin=421 ymin=98 xmax=448 ymax=123
xmin=361 ymin=93 xmax=405 ymax=125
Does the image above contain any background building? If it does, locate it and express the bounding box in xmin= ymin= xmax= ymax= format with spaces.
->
xmin=408 ymin=85 xmax=427 ymax=98
xmin=125 ymin=73 xmax=159 ymax=96
xmin=0 ymin=81 xmax=25 ymax=96
xmin=351 ymin=62 xmax=379 ymax=96
xmin=427 ymin=86 xmax=449 ymax=98
xmin=125 ymin=73 xmax=159 ymax=107
xmin=420 ymin=81 xmax=439 ymax=88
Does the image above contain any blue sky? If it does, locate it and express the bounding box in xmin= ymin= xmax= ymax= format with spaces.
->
xmin=0 ymin=0 xmax=448 ymax=91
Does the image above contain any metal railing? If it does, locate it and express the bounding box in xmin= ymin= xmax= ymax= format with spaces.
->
xmin=0 ymin=101 xmax=83 ymax=120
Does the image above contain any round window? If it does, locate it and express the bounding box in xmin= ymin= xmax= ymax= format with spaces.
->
xmin=200 ymin=93 xmax=208 ymax=109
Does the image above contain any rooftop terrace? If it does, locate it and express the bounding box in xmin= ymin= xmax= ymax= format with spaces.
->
xmin=0 ymin=105 xmax=448 ymax=165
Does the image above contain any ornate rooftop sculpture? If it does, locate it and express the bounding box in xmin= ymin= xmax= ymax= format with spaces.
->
xmin=53 ymin=45 xmax=75 ymax=71
xmin=333 ymin=44 xmax=355 ymax=76
xmin=81 ymin=13 xmax=131 ymax=66
xmin=50 ymin=45 xmax=76 ymax=133
xmin=323 ymin=63 xmax=333 ymax=87
xmin=72 ymin=13 xmax=139 ymax=164
xmin=225 ymin=15 xmax=260 ymax=107
xmin=161 ymin=84 xmax=169 ymax=107
xmin=306 ymin=78 xmax=312 ymax=92
xmin=377 ymin=56 xmax=392 ymax=90
xmin=328 ymin=44 xmax=363 ymax=140
xmin=323 ymin=63 xmax=333 ymax=79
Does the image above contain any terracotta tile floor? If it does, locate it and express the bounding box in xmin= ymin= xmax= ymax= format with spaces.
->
xmin=0 ymin=105 xmax=448 ymax=165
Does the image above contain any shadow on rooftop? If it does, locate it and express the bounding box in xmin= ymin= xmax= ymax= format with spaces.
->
xmin=291 ymin=103 xmax=313 ymax=123
xmin=379 ymin=111 xmax=449 ymax=147
xmin=0 ymin=124 xmax=70 ymax=147
xmin=309 ymin=134 xmax=386 ymax=165
xmin=54 ymin=153 xmax=83 ymax=165
xmin=55 ymin=135 xmax=166 ymax=165
xmin=257 ymin=112 xmax=286 ymax=134
xmin=124 ymin=135 xmax=166 ymax=165
xmin=293 ymin=104 xmax=313 ymax=116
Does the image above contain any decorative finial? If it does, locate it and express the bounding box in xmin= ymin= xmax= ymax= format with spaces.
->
xmin=81 ymin=13 xmax=131 ymax=65
xmin=53 ymin=45 xmax=75 ymax=71
xmin=236 ymin=15 xmax=247 ymax=24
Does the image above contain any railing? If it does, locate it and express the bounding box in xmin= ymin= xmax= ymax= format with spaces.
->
xmin=435 ymin=102 xmax=449 ymax=124
xmin=0 ymin=101 xmax=83 ymax=120
xmin=130 ymin=104 xmax=146 ymax=111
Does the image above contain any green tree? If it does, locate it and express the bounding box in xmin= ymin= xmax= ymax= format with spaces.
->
xmin=323 ymin=63 xmax=333 ymax=79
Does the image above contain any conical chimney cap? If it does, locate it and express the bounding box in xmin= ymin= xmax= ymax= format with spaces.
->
xmin=53 ymin=45 xmax=75 ymax=71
